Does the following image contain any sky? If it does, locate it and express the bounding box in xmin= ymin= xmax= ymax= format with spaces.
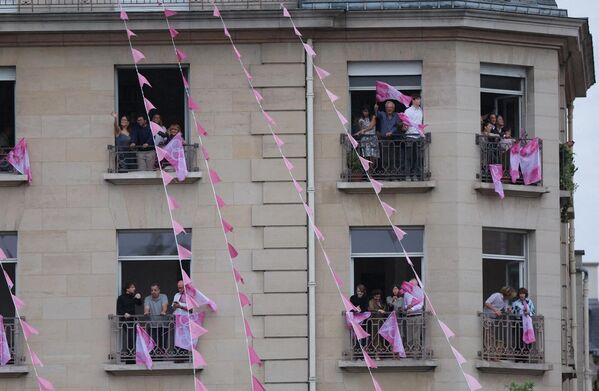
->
xmin=557 ymin=1 xmax=599 ymax=262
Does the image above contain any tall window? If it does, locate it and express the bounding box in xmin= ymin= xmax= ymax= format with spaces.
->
xmin=348 ymin=62 xmax=422 ymax=133
xmin=0 ymin=67 xmax=15 ymax=149
xmin=0 ymin=232 xmax=17 ymax=318
xmin=350 ymin=227 xmax=423 ymax=297
xmin=482 ymin=229 xmax=527 ymax=300
xmin=480 ymin=63 xmax=526 ymax=137
xmin=117 ymin=230 xmax=191 ymax=313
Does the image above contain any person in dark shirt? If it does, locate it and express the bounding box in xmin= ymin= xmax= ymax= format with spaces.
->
xmin=116 ymin=281 xmax=142 ymax=317
xmin=116 ymin=281 xmax=142 ymax=362
xmin=130 ymin=114 xmax=156 ymax=171
xmin=350 ymin=284 xmax=369 ymax=313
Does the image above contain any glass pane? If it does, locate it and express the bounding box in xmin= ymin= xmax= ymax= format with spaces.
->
xmin=0 ymin=233 xmax=17 ymax=258
xmin=349 ymin=75 xmax=422 ymax=89
xmin=351 ymin=228 xmax=423 ymax=254
xmin=482 ymin=258 xmax=523 ymax=303
xmin=0 ymin=263 xmax=15 ymax=317
xmin=482 ymin=230 xmax=525 ymax=256
xmin=353 ymin=256 xmax=422 ymax=296
xmin=118 ymin=230 xmax=191 ymax=257
xmin=480 ymin=75 xmax=523 ymax=92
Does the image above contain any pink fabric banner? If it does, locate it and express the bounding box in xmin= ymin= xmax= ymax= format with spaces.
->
xmin=172 ymin=220 xmax=186 ymax=235
xmin=184 ymin=284 xmax=217 ymax=312
xmin=0 ymin=248 xmax=6 ymax=260
xmin=363 ymin=350 xmax=377 ymax=368
xmin=522 ymin=301 xmax=536 ymax=344
xmin=282 ymin=6 xmax=291 ymax=17
xmin=6 ymin=138 xmax=32 ymax=183
xmin=372 ymin=378 xmax=384 ymax=391
xmin=0 ymin=315 xmax=10 ymax=366
xmin=371 ymin=178 xmax=383 ymax=194
xmin=252 ymin=376 xmax=267 ymax=391
xmin=263 ymin=111 xmax=276 ymax=125
xmin=119 ymin=9 xmax=128 ymax=20
xmin=283 ymin=157 xmax=294 ymax=170
xmin=335 ymin=109 xmax=349 ymax=126
xmin=510 ymin=143 xmax=521 ymax=183
xmin=381 ymin=201 xmax=396 ymax=218
xmin=150 ymin=122 xmax=163 ymax=136
xmin=239 ymin=292 xmax=251 ymax=307
xmin=182 ymin=75 xmax=190 ymax=89
xmin=188 ymin=96 xmax=201 ymax=112
xmin=375 ymin=81 xmax=412 ymax=107
xmin=347 ymin=134 xmax=358 ymax=148
xmin=273 ymin=134 xmax=284 ymax=147
xmin=215 ymin=194 xmax=226 ymax=209
xmin=358 ymin=156 xmax=370 ymax=171
xmin=233 ymin=268 xmax=245 ymax=284
xmin=161 ymin=134 xmax=188 ymax=181
xmin=169 ymin=27 xmax=179 ymax=38
xmin=331 ymin=271 xmax=344 ymax=287
xmin=212 ymin=4 xmax=220 ymax=16
xmin=209 ymin=169 xmax=222 ymax=184
xmin=192 ymin=347 xmax=206 ymax=367
xmin=519 ymin=137 xmax=542 ymax=185
xmin=223 ymin=26 xmax=231 ymax=38
xmin=303 ymin=43 xmax=316 ymax=57
xmin=196 ymin=122 xmax=208 ymax=136
xmin=292 ymin=178 xmax=303 ymax=193
xmin=195 ymin=378 xmax=209 ymax=391
xmin=167 ymin=195 xmax=180 ymax=210
xmin=341 ymin=296 xmax=358 ymax=312
xmin=227 ymin=243 xmax=238 ymax=258
xmin=489 ymin=164 xmax=505 ymax=199
xmin=438 ymin=320 xmax=455 ymax=339
xmin=3 ymin=269 xmax=13 ymax=289
xmin=312 ymin=224 xmax=324 ymax=241
xmin=244 ymin=319 xmax=254 ymax=338
xmin=378 ymin=312 xmax=406 ymax=357
xmin=126 ymin=29 xmax=136 ymax=38
xmin=451 ymin=346 xmax=466 ymax=365
xmin=162 ymin=171 xmax=174 ymax=186
xmin=345 ymin=311 xmax=370 ymax=340
xmin=242 ymin=66 xmax=253 ymax=81
xmin=222 ymin=218 xmax=234 ymax=233
xmin=253 ymin=89 xmax=264 ymax=103
xmin=464 ymin=373 xmax=483 ymax=391
xmin=135 ymin=324 xmax=156 ymax=369
xmin=177 ymin=244 xmax=192 ymax=259
xmin=12 ymin=294 xmax=25 ymax=310
xmin=176 ymin=48 xmax=188 ymax=62
xmin=325 ymin=88 xmax=339 ymax=102
xmin=164 ymin=8 xmax=177 ymax=17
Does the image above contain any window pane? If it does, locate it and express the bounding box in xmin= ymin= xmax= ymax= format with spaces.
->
xmin=0 ymin=263 xmax=15 ymax=317
xmin=482 ymin=258 xmax=522 ymax=302
xmin=0 ymin=233 xmax=17 ymax=258
xmin=349 ymin=75 xmax=421 ymax=89
xmin=481 ymin=75 xmax=523 ymax=92
xmin=482 ymin=230 xmax=525 ymax=256
xmin=0 ymin=81 xmax=15 ymax=149
xmin=351 ymin=228 xmax=423 ymax=254
xmin=118 ymin=230 xmax=191 ymax=257
xmin=353 ymin=256 xmax=422 ymax=295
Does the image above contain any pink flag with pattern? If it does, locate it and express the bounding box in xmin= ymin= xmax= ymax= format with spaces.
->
xmin=345 ymin=311 xmax=370 ymax=340
xmin=510 ymin=142 xmax=521 ymax=183
xmin=175 ymin=312 xmax=206 ymax=350
xmin=6 ymin=138 xmax=32 ymax=183
xmin=0 ymin=315 xmax=10 ymax=366
xmin=519 ymin=137 xmax=542 ymax=185
xmin=522 ymin=301 xmax=536 ymax=344
xmin=489 ymin=164 xmax=505 ymax=199
xmin=375 ymin=81 xmax=412 ymax=107
xmin=378 ymin=312 xmax=406 ymax=357
xmin=162 ymin=134 xmax=188 ymax=181
xmin=135 ymin=324 xmax=156 ymax=369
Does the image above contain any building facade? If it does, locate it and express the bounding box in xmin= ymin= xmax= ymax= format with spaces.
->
xmin=0 ymin=0 xmax=595 ymax=390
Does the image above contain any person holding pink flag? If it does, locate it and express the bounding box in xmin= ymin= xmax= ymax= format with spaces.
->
xmin=511 ymin=287 xmax=536 ymax=359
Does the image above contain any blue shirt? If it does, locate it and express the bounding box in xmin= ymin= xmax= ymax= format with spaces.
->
xmin=376 ymin=111 xmax=400 ymax=135
xmin=512 ymin=298 xmax=535 ymax=317
xmin=131 ymin=123 xmax=155 ymax=149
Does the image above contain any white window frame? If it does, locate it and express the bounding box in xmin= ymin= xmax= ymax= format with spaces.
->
xmin=348 ymin=61 xmax=422 ymax=91
xmin=482 ymin=228 xmax=528 ymax=290
xmin=480 ymin=63 xmax=527 ymax=131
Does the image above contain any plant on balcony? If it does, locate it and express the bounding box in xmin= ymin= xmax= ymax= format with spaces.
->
xmin=506 ymin=382 xmax=534 ymax=391
xmin=559 ymin=143 xmax=578 ymax=192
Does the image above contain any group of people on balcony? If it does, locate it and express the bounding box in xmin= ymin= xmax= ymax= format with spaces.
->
xmin=484 ymin=286 xmax=536 ymax=318
xmin=480 ymin=112 xmax=516 ymax=151
xmin=112 ymin=111 xmax=184 ymax=173
xmin=350 ymin=281 xmax=424 ymax=315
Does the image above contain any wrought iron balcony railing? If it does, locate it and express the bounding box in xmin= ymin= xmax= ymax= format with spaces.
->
xmin=1 ymin=317 xmax=26 ymax=366
xmin=0 ymin=147 xmax=20 ymax=175
xmin=342 ymin=311 xmax=432 ymax=360
xmin=479 ymin=313 xmax=545 ymax=363
xmin=340 ymin=133 xmax=431 ymax=182
xmin=476 ymin=135 xmax=543 ymax=186
xmin=107 ymin=143 xmax=199 ymax=174
xmin=108 ymin=314 xmax=192 ymax=364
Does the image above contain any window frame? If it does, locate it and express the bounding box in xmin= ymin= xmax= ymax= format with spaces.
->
xmin=0 ymin=67 xmax=16 ymax=147
xmin=482 ymin=228 xmax=528 ymax=292
xmin=0 ymin=232 xmax=18 ymax=318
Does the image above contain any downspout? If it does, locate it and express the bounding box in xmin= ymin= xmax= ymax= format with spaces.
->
xmin=567 ymin=102 xmax=578 ymax=386
xmin=580 ymin=268 xmax=592 ymax=391
xmin=306 ymin=38 xmax=317 ymax=391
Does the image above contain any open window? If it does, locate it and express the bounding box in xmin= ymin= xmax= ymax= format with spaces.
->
xmin=482 ymin=229 xmax=527 ymax=301
xmin=350 ymin=227 xmax=423 ymax=297
xmin=0 ymin=232 xmax=17 ymax=318
xmin=0 ymin=68 xmax=15 ymax=150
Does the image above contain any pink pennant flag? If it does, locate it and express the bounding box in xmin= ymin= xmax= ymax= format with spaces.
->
xmin=6 ymin=138 xmax=32 ymax=183
xmin=418 ymin=123 xmax=428 ymax=136
xmin=164 ymin=8 xmax=177 ymax=17
xmin=335 ymin=109 xmax=348 ymax=126
xmin=126 ymin=29 xmax=136 ymax=39
xmin=378 ymin=312 xmax=406 ymax=357
xmin=347 ymin=134 xmax=358 ymax=148
xmin=215 ymin=194 xmax=226 ymax=209
xmin=188 ymin=96 xmax=201 ymax=111
xmin=150 ymin=121 xmax=162 ymax=136
xmin=119 ymin=9 xmax=128 ymax=20
xmin=263 ymin=111 xmax=276 ymax=125
xmin=292 ymin=179 xmax=303 ymax=193
xmin=248 ymin=345 xmax=262 ymax=366
xmin=314 ymin=65 xmax=330 ymax=80
xmin=489 ymin=164 xmax=505 ymax=199
xmin=303 ymin=43 xmax=316 ymax=57
xmin=12 ymin=294 xmax=25 ymax=310
xmin=137 ymin=72 xmax=152 ymax=89
xmin=223 ymin=26 xmax=231 ymax=38
xmin=196 ymin=122 xmax=207 ymax=136
xmin=221 ymin=218 xmax=234 ymax=233
xmin=341 ymin=295 xmax=358 ymax=312
xmin=155 ymin=146 xmax=166 ymax=161
xmin=143 ymin=97 xmax=156 ymax=112
xmin=303 ymin=203 xmax=314 ymax=217
xmin=244 ymin=318 xmax=254 ymax=338
xmin=346 ymin=312 xmax=370 ymax=340
xmin=451 ymin=346 xmax=466 ymax=365
xmin=239 ymin=292 xmax=251 ymax=307
xmin=37 ymin=376 xmax=56 ymax=391
xmin=192 ymin=347 xmax=206 ymax=367
xmin=195 ymin=378 xmax=209 ymax=391
xmin=283 ymin=157 xmax=294 ymax=170
xmin=176 ymin=48 xmax=188 ymax=62
xmin=293 ymin=26 xmax=302 ymax=37
xmin=167 ymin=195 xmax=180 ymax=210
xmin=227 ymin=243 xmax=238 ymax=258
xmin=30 ymin=351 xmax=43 ymax=367
xmin=3 ymin=270 xmax=13 ymax=289
xmin=0 ymin=315 xmax=10 ymax=366
xmin=233 ymin=268 xmax=245 ymax=284
xmin=252 ymin=89 xmax=264 ymax=103
xmin=135 ymin=324 xmax=156 ymax=369
xmin=162 ymin=171 xmax=174 ymax=186
xmin=464 ymin=373 xmax=483 ymax=391
xmin=0 ymin=248 xmax=6 ymax=260
xmin=20 ymin=319 xmax=38 ymax=339
xmin=212 ymin=4 xmax=220 ymax=16
xmin=209 ymin=169 xmax=222 ymax=184
xmin=273 ymin=134 xmax=285 ymax=146
xmin=182 ymin=75 xmax=189 ymax=89
xmin=358 ymin=156 xmax=370 ymax=171
xmin=201 ymin=145 xmax=210 ymax=161
xmin=172 ymin=220 xmax=186 ymax=235
xmin=282 ymin=6 xmax=291 ymax=17
xmin=243 ymin=66 xmax=253 ymax=81
xmin=182 ymin=269 xmax=192 ymax=286
xmin=392 ymin=225 xmax=406 ymax=241
xmin=232 ymin=45 xmax=242 ymax=60
xmin=252 ymin=376 xmax=267 ymax=391
xmin=312 ymin=224 xmax=324 ymax=241
xmin=177 ymin=244 xmax=192 ymax=260
xmin=381 ymin=201 xmax=396 ymax=218
xmin=325 ymin=88 xmax=338 ymax=102
xmin=375 ymin=81 xmax=412 ymax=107
xmin=169 ymin=27 xmax=179 ymax=38
xmin=372 ymin=377 xmax=384 ymax=391
xmin=371 ymin=178 xmax=383 ymax=194
xmin=363 ymin=350 xmax=378 ymax=368
xmin=131 ymin=48 xmax=145 ymax=64
xmin=438 ymin=320 xmax=455 ymax=339
xmin=332 ymin=271 xmax=344 ymax=287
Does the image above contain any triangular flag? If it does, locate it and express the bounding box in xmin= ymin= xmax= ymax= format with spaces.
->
xmin=314 ymin=65 xmax=330 ymax=80
xmin=283 ymin=157 xmax=294 ymax=170
xmin=239 ymin=292 xmax=251 ymax=307
xmin=162 ymin=171 xmax=174 ymax=186
xmin=363 ymin=350 xmax=377 ymax=368
xmin=262 ymin=111 xmax=276 ymax=125
xmin=195 ymin=378 xmax=209 ymax=391
xmin=253 ymin=89 xmax=263 ymax=102
xmin=303 ymin=203 xmax=314 ymax=217
xmin=392 ymin=225 xmax=406 ymax=241
xmin=223 ymin=26 xmax=231 ymax=38
xmin=249 ymin=345 xmax=262 ymax=366
xmin=12 ymin=294 xmax=24 ymax=310
xmin=192 ymin=347 xmax=206 ymax=368
xmin=243 ymin=66 xmax=253 ymax=81
xmin=0 ymin=248 xmax=6 ymax=260
xmin=164 ymin=8 xmax=177 ymax=17
xmin=372 ymin=378 xmax=384 ymax=391
xmin=282 ymin=6 xmax=290 ymax=17
xmin=169 ymin=27 xmax=179 ymax=38
xmin=201 ymin=145 xmax=210 ymax=161
xmin=313 ymin=224 xmax=324 ymax=241
xmin=119 ymin=9 xmax=128 ymax=20
xmin=332 ymin=271 xmax=343 ymax=287
xmin=221 ymin=218 xmax=234 ymax=233
xmin=273 ymin=134 xmax=284 ymax=146
xmin=143 ymin=97 xmax=156 ymax=112
xmin=137 ymin=72 xmax=151 ymax=89
xmin=167 ymin=195 xmax=180 ymax=210
xmin=150 ymin=121 xmax=162 ymax=136
xmin=341 ymin=295 xmax=358 ymax=312
xmin=244 ymin=319 xmax=254 ymax=338
xmin=188 ymin=96 xmax=201 ymax=111
xmin=155 ymin=146 xmax=167 ymax=161
xmin=37 ymin=376 xmax=55 ymax=391
xmin=212 ymin=4 xmax=220 ymax=16
xmin=209 ymin=169 xmax=221 ymax=184
xmin=358 ymin=156 xmax=370 ymax=171
xmin=252 ymin=376 xmax=267 ymax=391
xmin=438 ymin=320 xmax=455 ymax=339
xmin=451 ymin=346 xmax=467 ymax=365
xmin=347 ymin=134 xmax=358 ymax=148
xmin=177 ymin=244 xmax=192 ymax=259
xmin=196 ymin=122 xmax=207 ymax=136
xmin=371 ymin=178 xmax=383 ymax=194
xmin=325 ymin=88 xmax=338 ymax=102
xmin=182 ymin=75 xmax=189 ymax=89
xmin=293 ymin=26 xmax=302 ymax=37
xmin=215 ymin=194 xmax=226 ymax=209
xmin=20 ymin=319 xmax=38 ymax=339
xmin=232 ymin=45 xmax=241 ymax=60
xmin=131 ymin=48 xmax=145 ymax=64
xmin=126 ymin=29 xmax=136 ymax=39
xmin=3 ymin=270 xmax=13 ymax=289
xmin=303 ymin=43 xmax=316 ymax=57
xmin=464 ymin=373 xmax=483 ymax=391
xmin=381 ymin=201 xmax=396 ymax=217
xmin=172 ymin=220 xmax=186 ymax=235
xmin=227 ymin=243 xmax=238 ymax=258
xmin=176 ymin=48 xmax=188 ymax=62
xmin=181 ymin=269 xmax=192 ymax=286
xmin=292 ymin=179 xmax=303 ymax=193
xmin=335 ymin=109 xmax=348 ymax=125
xmin=233 ymin=268 xmax=245 ymax=284
xmin=30 ymin=351 xmax=44 ymax=367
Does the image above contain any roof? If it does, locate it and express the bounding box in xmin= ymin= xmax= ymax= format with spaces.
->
xmin=590 ymin=299 xmax=599 ymax=356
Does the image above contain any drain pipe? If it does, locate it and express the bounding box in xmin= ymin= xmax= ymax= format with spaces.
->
xmin=306 ymin=38 xmax=317 ymax=391
xmin=580 ymin=268 xmax=592 ymax=391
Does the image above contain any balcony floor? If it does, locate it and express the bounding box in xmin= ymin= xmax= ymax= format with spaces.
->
xmin=103 ymin=171 xmax=202 ymax=185
xmin=338 ymin=358 xmax=437 ymax=372
xmin=337 ymin=180 xmax=436 ymax=194
xmin=475 ymin=359 xmax=552 ymax=375
xmin=474 ymin=182 xmax=549 ymax=198
xmin=104 ymin=361 xmax=198 ymax=376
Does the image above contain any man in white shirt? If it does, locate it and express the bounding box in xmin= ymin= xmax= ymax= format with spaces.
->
xmin=402 ymin=95 xmax=424 ymax=180
xmin=172 ymin=280 xmax=189 ymax=316
xmin=151 ymin=113 xmax=168 ymax=147
xmin=403 ymin=279 xmax=424 ymax=352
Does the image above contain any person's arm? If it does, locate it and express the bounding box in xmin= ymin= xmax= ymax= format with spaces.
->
xmin=135 ymin=295 xmax=142 ymax=306
xmin=112 ymin=112 xmax=120 ymax=136
xmin=366 ymin=115 xmax=376 ymax=132
xmin=484 ymin=301 xmax=501 ymax=316
xmin=161 ymin=296 xmax=168 ymax=315
xmin=143 ymin=297 xmax=150 ymax=316
xmin=129 ymin=128 xmax=137 ymax=147
xmin=116 ymin=296 xmax=124 ymax=316
xmin=529 ymin=300 xmax=535 ymax=316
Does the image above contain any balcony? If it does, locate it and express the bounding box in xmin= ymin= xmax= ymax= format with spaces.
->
xmin=0 ymin=147 xmax=28 ymax=187
xmin=0 ymin=317 xmax=28 ymax=378
xmin=338 ymin=133 xmax=435 ymax=194
xmin=474 ymin=135 xmax=548 ymax=198
xmin=476 ymin=313 xmax=551 ymax=375
xmin=339 ymin=312 xmax=437 ymax=372
xmin=104 ymin=144 xmax=202 ymax=185
xmin=105 ymin=314 xmax=198 ymax=375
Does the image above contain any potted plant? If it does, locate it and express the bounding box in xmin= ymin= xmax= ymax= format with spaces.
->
xmin=507 ymin=382 xmax=534 ymax=391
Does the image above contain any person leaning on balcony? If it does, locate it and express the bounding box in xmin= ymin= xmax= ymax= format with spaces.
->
xmin=355 ymin=106 xmax=379 ymax=163
xmin=130 ymin=114 xmax=156 ymax=171
xmin=144 ymin=283 xmax=169 ymax=354
xmin=484 ymin=286 xmax=516 ymax=317
xmin=350 ymin=284 xmax=369 ymax=313
xmin=386 ymin=285 xmax=404 ymax=313
xmin=112 ymin=112 xmax=133 ymax=172
xmin=374 ymin=101 xmax=401 ymax=137
xmin=368 ymin=289 xmax=387 ymax=359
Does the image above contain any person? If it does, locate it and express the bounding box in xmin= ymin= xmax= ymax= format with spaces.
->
xmin=484 ymin=286 xmax=516 ymax=316
xmin=483 ymin=286 xmax=516 ymax=360
xmin=144 ymin=283 xmax=169 ymax=354
xmin=403 ymin=279 xmax=424 ymax=356
xmin=512 ymin=287 xmax=536 ymax=358
xmin=368 ymin=289 xmax=387 ymax=359
xmin=172 ymin=280 xmax=190 ymax=316
xmin=350 ymin=284 xmax=369 ymax=313
xmin=116 ymin=282 xmax=142 ymax=362
xmin=499 ymin=127 xmax=515 ymax=152
xmin=404 ymin=95 xmax=424 ymax=180
xmin=354 ymin=106 xmax=379 ymax=164
xmin=162 ymin=123 xmax=185 ymax=146
xmin=386 ymin=285 xmax=403 ymax=313
xmin=481 ymin=121 xmax=500 ymax=140
xmin=488 ymin=113 xmax=497 ymax=131
xmin=496 ymin=115 xmax=505 ymax=134
xmin=374 ymin=101 xmax=401 ymax=137
xmin=112 ymin=112 xmax=133 ymax=172
xmin=0 ymin=126 xmax=14 ymax=172
xmin=130 ymin=114 xmax=156 ymax=171
xmin=368 ymin=289 xmax=387 ymax=314
xmin=151 ymin=113 xmax=168 ymax=147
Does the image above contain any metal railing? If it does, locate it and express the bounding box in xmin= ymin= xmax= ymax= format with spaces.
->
xmin=1 ymin=317 xmax=26 ymax=365
xmin=343 ymin=312 xmax=432 ymax=360
xmin=107 ymin=144 xmax=199 ymax=174
xmin=476 ymin=135 xmax=543 ymax=186
xmin=479 ymin=313 xmax=544 ymax=363
xmin=340 ymin=133 xmax=431 ymax=182
xmin=108 ymin=314 xmax=191 ymax=364
xmin=0 ymin=147 xmax=19 ymax=175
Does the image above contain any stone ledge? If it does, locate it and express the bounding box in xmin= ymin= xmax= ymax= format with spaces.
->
xmin=474 ymin=182 xmax=549 ymax=198
xmin=560 ymin=190 xmax=572 ymax=199
xmin=337 ymin=180 xmax=436 ymax=194
xmin=103 ymin=171 xmax=202 ymax=185
xmin=475 ymin=360 xmax=552 ymax=375
xmin=104 ymin=362 xmax=199 ymax=376
xmin=0 ymin=365 xmax=29 ymax=377
xmin=0 ymin=173 xmax=28 ymax=187
xmin=338 ymin=359 xmax=437 ymax=372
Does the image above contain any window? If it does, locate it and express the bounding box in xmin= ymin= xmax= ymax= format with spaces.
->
xmin=0 ymin=67 xmax=15 ymax=149
xmin=117 ymin=229 xmax=191 ymax=313
xmin=480 ymin=63 xmax=526 ymax=137
xmin=348 ymin=62 xmax=422 ymax=133
xmin=116 ymin=66 xmax=189 ymax=140
xmin=0 ymin=232 xmax=17 ymax=318
xmin=482 ymin=229 xmax=527 ymax=301
xmin=350 ymin=227 xmax=423 ymax=297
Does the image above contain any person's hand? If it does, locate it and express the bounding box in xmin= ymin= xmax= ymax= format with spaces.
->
xmin=160 ymin=311 xmax=167 ymax=315
xmin=143 ymin=311 xmax=149 ymax=316
xmin=111 ymin=112 xmax=117 ymax=119
xmin=173 ymin=302 xmax=180 ymax=309
xmin=374 ymin=104 xmax=379 ymax=112
xmin=378 ymin=309 xmax=385 ymax=314
xmin=142 ymin=143 xmax=149 ymax=148
xmin=124 ymin=313 xmax=130 ymax=318
xmin=129 ymin=143 xmax=136 ymax=148
xmin=494 ymin=310 xmax=502 ymax=317
xmin=385 ymin=132 xmax=392 ymax=137
xmin=524 ymin=309 xmax=529 ymax=315
xmin=356 ymin=305 xmax=361 ymax=312
xmin=134 ymin=293 xmax=141 ymax=300
xmin=506 ymin=306 xmax=512 ymax=313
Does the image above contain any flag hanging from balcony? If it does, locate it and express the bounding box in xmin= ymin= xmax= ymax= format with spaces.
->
xmin=522 ymin=301 xmax=536 ymax=345
xmin=489 ymin=164 xmax=505 ymax=199
xmin=175 ymin=312 xmax=206 ymax=350
xmin=6 ymin=138 xmax=32 ymax=183
xmin=161 ymin=133 xmax=188 ymax=181
xmin=519 ymin=137 xmax=542 ymax=185
xmin=375 ymin=81 xmax=412 ymax=108
xmin=378 ymin=312 xmax=406 ymax=357
xmin=135 ymin=324 xmax=156 ymax=369
xmin=0 ymin=315 xmax=10 ymax=366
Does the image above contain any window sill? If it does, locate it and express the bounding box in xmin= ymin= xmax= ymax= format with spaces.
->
xmin=103 ymin=171 xmax=202 ymax=185
xmin=104 ymin=362 xmax=199 ymax=376
xmin=474 ymin=182 xmax=549 ymax=198
xmin=337 ymin=180 xmax=436 ymax=194
xmin=0 ymin=365 xmax=29 ymax=377
xmin=475 ymin=360 xmax=552 ymax=375
xmin=0 ymin=173 xmax=28 ymax=187
xmin=338 ymin=359 xmax=437 ymax=372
